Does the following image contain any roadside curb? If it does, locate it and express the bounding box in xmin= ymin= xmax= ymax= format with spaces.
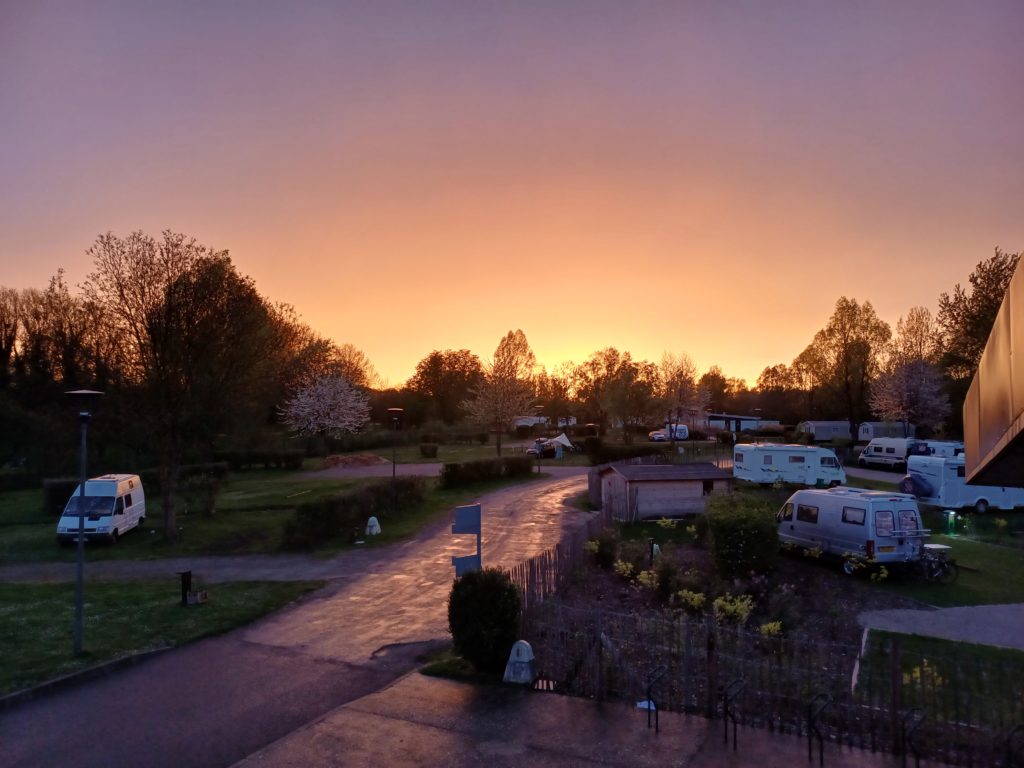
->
xmin=0 ymin=646 xmax=173 ymax=711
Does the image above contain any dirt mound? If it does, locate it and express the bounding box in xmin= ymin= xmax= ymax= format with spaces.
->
xmin=321 ymin=454 xmax=390 ymax=469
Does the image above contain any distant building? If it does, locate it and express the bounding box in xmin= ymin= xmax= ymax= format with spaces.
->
xmin=795 ymin=421 xmax=852 ymax=442
xmin=707 ymin=413 xmax=782 ymax=433
xmin=858 ymin=422 xmax=915 ymax=441
xmin=592 ymin=462 xmax=733 ymax=521
xmin=513 ymin=415 xmax=549 ymax=428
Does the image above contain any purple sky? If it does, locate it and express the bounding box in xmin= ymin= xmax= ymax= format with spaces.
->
xmin=2 ymin=1 xmax=1022 ymax=385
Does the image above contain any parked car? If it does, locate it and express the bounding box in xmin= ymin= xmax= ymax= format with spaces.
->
xmin=648 ymin=430 xmax=667 ymax=442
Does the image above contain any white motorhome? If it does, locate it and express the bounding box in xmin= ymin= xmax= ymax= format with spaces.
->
xmin=901 ymin=455 xmax=1024 ymax=513
xmin=733 ymin=443 xmax=845 ymax=487
xmin=56 ymin=474 xmax=146 ymax=543
xmin=859 ymin=438 xmax=964 ymax=470
xmin=776 ymin=487 xmax=928 ymax=574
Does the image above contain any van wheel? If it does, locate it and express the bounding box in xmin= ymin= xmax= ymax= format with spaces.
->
xmin=828 ymin=480 xmax=840 ymax=488
xmin=974 ymin=499 xmax=989 ymax=514
xmin=110 ymin=530 xmax=118 ymax=544
xmin=842 ymin=559 xmax=858 ymax=577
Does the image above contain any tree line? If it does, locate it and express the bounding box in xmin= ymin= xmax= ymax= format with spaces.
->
xmin=1 ymin=230 xmax=1018 ymax=537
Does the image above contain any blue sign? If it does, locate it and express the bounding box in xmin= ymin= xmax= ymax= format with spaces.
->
xmin=451 ymin=503 xmax=481 ymax=535
xmin=452 ymin=553 xmax=481 ymax=576
xmin=452 ymin=503 xmax=482 ymax=576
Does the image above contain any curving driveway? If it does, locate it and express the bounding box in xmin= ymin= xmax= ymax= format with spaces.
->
xmin=0 ymin=470 xmax=590 ymax=768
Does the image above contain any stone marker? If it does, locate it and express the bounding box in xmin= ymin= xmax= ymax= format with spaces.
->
xmin=503 ymin=640 xmax=536 ymax=685
xmin=366 ymin=516 xmax=381 ymax=536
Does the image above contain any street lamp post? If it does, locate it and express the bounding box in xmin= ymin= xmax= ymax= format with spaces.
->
xmin=387 ymin=408 xmax=403 ymax=514
xmin=66 ymin=389 xmax=102 ymax=656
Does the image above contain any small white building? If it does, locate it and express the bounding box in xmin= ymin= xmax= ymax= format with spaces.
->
xmin=513 ymin=415 xmax=549 ymax=428
xmin=596 ymin=463 xmax=733 ymax=521
xmin=796 ymin=421 xmax=852 ymax=442
xmin=858 ymin=422 xmax=915 ymax=441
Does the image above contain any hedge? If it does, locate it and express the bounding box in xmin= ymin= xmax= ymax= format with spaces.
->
xmin=281 ymin=476 xmax=426 ymax=550
xmin=439 ymin=456 xmax=534 ymax=489
xmin=706 ymin=494 xmax=777 ymax=580
xmin=213 ymin=449 xmax=304 ymax=471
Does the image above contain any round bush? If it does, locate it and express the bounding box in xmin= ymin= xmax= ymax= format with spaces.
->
xmin=447 ymin=568 xmax=521 ymax=674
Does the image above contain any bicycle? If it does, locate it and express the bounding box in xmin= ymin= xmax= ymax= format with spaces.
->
xmin=919 ymin=543 xmax=958 ymax=585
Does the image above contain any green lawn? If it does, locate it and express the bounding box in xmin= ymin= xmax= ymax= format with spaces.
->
xmin=0 ymin=468 xmax=556 ymax=562
xmin=0 ymin=579 xmax=322 ymax=696
xmin=880 ymin=534 xmax=1024 ymax=607
xmin=0 ymin=471 xmax=362 ymax=563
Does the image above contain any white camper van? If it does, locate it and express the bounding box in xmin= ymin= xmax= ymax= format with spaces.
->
xmin=56 ymin=474 xmax=146 ymax=543
xmin=858 ymin=438 xmax=964 ymax=470
xmin=733 ymin=443 xmax=845 ymax=487
xmin=776 ymin=487 xmax=928 ymax=574
xmin=901 ymin=455 xmax=1024 ymax=513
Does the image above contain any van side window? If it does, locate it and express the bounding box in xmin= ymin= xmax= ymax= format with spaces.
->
xmin=788 ymin=455 xmax=804 ymax=464
xmin=764 ymin=455 xmax=773 ymax=466
xmin=898 ymin=510 xmax=918 ymax=531
xmin=885 ymin=447 xmax=895 ymax=454
xmin=115 ymin=497 xmax=125 ymax=515
xmin=875 ymin=510 xmax=894 ymax=536
xmin=735 ymin=452 xmax=744 ymax=463
xmin=124 ymin=493 xmax=133 ymax=508
xmin=796 ymin=504 xmax=819 ymax=524
xmin=841 ymin=506 xmax=865 ymax=525
xmin=821 ymin=457 xmax=835 ymax=467
xmin=776 ymin=502 xmax=793 ymax=522
xmin=956 ymin=466 xmax=965 ymax=478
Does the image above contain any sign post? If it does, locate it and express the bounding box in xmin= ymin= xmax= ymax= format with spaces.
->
xmin=451 ymin=503 xmax=481 ymax=576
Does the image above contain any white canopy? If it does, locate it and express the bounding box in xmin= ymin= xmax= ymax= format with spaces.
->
xmin=542 ymin=433 xmax=574 ymax=449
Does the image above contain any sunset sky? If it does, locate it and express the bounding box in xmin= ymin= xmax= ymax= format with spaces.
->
xmin=2 ymin=1 xmax=1022 ymax=388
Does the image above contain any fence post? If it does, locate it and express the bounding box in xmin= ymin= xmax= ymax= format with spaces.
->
xmin=706 ymin=617 xmax=718 ymax=719
xmin=890 ymin=637 xmax=902 ymax=754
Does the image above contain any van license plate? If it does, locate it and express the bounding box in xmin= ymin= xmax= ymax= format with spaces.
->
xmin=878 ymin=546 xmax=895 ymax=553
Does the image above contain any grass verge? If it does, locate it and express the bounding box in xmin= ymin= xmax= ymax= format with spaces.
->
xmin=0 ymin=579 xmax=323 ymax=696
xmin=880 ymin=534 xmax=1024 ymax=607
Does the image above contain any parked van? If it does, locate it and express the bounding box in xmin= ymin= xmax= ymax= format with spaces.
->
xmin=776 ymin=487 xmax=928 ymax=574
xmin=859 ymin=438 xmax=963 ymax=470
xmin=733 ymin=443 xmax=845 ymax=487
xmin=56 ymin=474 xmax=146 ymax=543
xmin=901 ymin=455 xmax=1024 ymax=513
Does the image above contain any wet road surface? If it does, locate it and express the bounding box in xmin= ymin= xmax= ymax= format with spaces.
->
xmin=0 ymin=472 xmax=589 ymax=768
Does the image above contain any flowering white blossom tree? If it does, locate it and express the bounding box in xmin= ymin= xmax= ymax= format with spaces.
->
xmin=869 ymin=360 xmax=950 ymax=435
xmin=280 ymin=375 xmax=370 ymax=436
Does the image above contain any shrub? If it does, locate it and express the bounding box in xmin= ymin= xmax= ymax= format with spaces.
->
xmin=688 ymin=429 xmax=708 ymax=441
xmin=716 ymin=431 xmax=735 ymax=446
xmin=447 ymin=567 xmax=521 ymax=674
xmin=476 ymin=432 xmax=489 ymax=445
xmin=654 ymin=556 xmax=679 ymax=601
xmin=676 ymin=589 xmax=706 ymax=614
xmin=590 ymin=528 xmax=618 ymax=569
xmin=712 ymin=593 xmax=754 ymax=625
xmin=636 ymin=570 xmax=659 ymax=590
xmin=439 ymin=457 xmax=532 ymax=488
xmin=419 ymin=443 xmax=439 ymax=458
xmin=706 ymin=494 xmax=777 ymax=580
xmin=282 ymin=477 xmax=425 ymax=549
xmin=613 ymin=560 xmax=635 ymax=579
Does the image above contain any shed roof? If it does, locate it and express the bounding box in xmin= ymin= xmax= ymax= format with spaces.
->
xmin=601 ymin=462 xmax=732 ymax=482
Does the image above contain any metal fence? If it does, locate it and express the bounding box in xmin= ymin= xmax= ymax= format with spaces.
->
xmin=517 ymin=601 xmax=1024 ymax=767
xmin=505 ymin=528 xmax=1024 ymax=767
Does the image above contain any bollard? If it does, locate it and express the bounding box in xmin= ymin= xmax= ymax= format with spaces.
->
xmin=177 ymin=570 xmax=192 ymax=607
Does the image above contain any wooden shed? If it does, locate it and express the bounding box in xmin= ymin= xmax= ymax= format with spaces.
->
xmin=595 ymin=462 xmax=733 ymax=521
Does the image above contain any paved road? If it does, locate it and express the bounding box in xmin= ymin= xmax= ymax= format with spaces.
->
xmin=0 ymin=472 xmax=590 ymax=768
xmin=844 ymin=464 xmax=904 ymax=485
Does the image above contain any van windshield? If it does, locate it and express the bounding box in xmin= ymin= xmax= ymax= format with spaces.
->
xmin=63 ymin=495 xmax=115 ymax=516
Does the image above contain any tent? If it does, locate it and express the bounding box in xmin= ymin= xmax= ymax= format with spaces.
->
xmin=542 ymin=433 xmax=574 ymax=450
